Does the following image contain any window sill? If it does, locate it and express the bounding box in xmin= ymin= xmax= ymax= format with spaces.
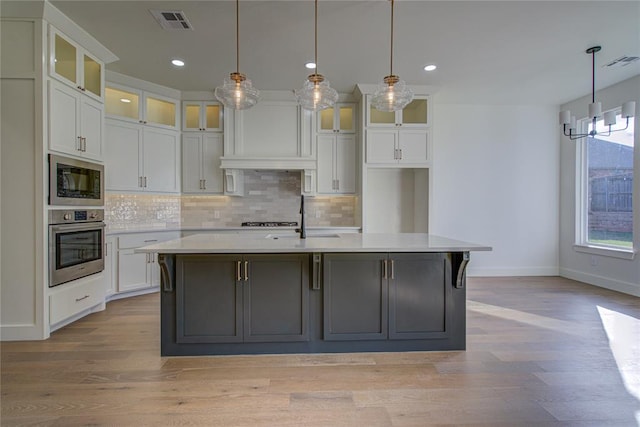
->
xmin=573 ymin=244 xmax=636 ymax=260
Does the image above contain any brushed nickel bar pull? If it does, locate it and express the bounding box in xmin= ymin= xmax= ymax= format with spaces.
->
xmin=75 ymin=295 xmax=90 ymax=302
xmin=202 ymin=179 xmax=206 ymax=190
xmin=244 ymin=261 xmax=249 ymax=281
xmin=236 ymin=260 xmax=242 ymax=282
xmin=390 ymin=259 xmax=395 ymax=279
xmin=77 ymin=136 xmax=82 ymax=151
xmin=382 ymin=259 xmax=388 ymax=279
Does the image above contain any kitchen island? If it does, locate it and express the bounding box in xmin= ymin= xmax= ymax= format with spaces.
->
xmin=137 ymin=233 xmax=491 ymax=356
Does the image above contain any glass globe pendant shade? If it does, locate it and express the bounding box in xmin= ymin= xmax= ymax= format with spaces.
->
xmin=215 ymin=72 xmax=260 ymax=111
xmin=295 ymin=74 xmax=338 ymax=112
xmin=371 ymin=75 xmax=413 ymax=112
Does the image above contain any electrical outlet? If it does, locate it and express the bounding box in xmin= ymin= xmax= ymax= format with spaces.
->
xmin=214 ymin=210 xmax=220 ymax=219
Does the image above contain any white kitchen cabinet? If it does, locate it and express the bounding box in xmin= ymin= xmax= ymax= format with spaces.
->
xmin=182 ymin=133 xmax=224 ymax=193
xmin=317 ymin=103 xmax=356 ymax=134
xmin=366 ymin=129 xmax=430 ymax=166
xmin=366 ymin=96 xmax=430 ymax=128
xmin=182 ymin=101 xmax=223 ymax=132
xmin=49 ymin=26 xmax=104 ymax=102
xmin=105 ymin=119 xmax=180 ymax=193
xmin=104 ymin=237 xmax=116 ymax=297
xmin=115 ymin=232 xmax=180 ymax=293
xmin=105 ymin=83 xmax=179 ymax=130
xmin=49 ymin=273 xmax=105 ymax=326
xmin=48 ymin=80 xmax=104 ymax=161
xmin=317 ymin=134 xmax=356 ymax=194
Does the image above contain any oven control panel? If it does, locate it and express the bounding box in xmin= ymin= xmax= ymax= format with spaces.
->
xmin=49 ymin=209 xmax=104 ymax=225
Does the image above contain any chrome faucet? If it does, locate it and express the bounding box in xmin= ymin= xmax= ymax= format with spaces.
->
xmin=296 ymin=195 xmax=306 ymax=239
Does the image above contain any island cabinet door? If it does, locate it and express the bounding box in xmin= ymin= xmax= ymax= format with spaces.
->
xmin=323 ymin=253 xmax=388 ymax=341
xmin=388 ymin=253 xmax=451 ymax=340
xmin=175 ymin=255 xmax=243 ymax=343
xmin=243 ymin=254 xmax=310 ymax=342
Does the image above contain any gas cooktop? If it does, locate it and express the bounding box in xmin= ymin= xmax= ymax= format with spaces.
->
xmin=241 ymin=221 xmax=298 ymax=227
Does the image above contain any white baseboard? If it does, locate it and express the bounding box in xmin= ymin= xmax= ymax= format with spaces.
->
xmin=0 ymin=324 xmax=48 ymax=341
xmin=560 ymin=268 xmax=640 ymax=297
xmin=106 ymin=286 xmax=159 ymax=302
xmin=468 ymin=266 xmax=559 ymax=277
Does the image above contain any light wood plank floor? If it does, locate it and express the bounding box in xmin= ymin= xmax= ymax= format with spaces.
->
xmin=2 ymin=277 xmax=639 ymax=426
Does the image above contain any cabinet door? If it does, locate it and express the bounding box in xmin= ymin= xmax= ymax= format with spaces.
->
xmin=49 ymin=80 xmax=81 ymax=155
xmin=398 ymin=130 xmax=429 ymax=164
xmin=399 ymin=98 xmax=428 ymax=127
xmin=335 ymin=134 xmax=356 ymax=193
xmin=50 ymin=28 xmax=78 ymax=89
xmin=176 ymin=255 xmax=242 ymax=343
xmin=183 ymin=102 xmax=222 ymax=131
xmin=244 ymin=254 xmax=309 ymax=342
xmin=105 ymin=120 xmax=142 ymax=191
xmin=82 ymin=51 xmax=103 ymax=100
xmin=79 ymin=96 xmax=104 ymax=161
xmin=117 ymin=249 xmax=151 ymax=292
xmin=142 ymin=128 xmax=180 ymax=193
xmin=323 ymin=253 xmax=388 ymax=341
xmin=366 ymin=130 xmax=397 ymax=164
xmin=389 ymin=253 xmax=449 ymax=339
xmin=105 ymin=86 xmax=142 ymax=122
xmin=201 ymin=134 xmax=224 ymax=193
xmin=144 ymin=94 xmax=177 ymax=129
xmin=181 ymin=134 xmax=203 ymax=192
xmin=316 ymin=135 xmax=335 ymax=193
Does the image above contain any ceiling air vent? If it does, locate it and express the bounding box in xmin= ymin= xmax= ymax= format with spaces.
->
xmin=604 ymin=56 xmax=640 ymax=68
xmin=149 ymin=10 xmax=194 ymax=30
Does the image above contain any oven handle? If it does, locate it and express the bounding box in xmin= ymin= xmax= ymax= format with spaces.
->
xmin=50 ymin=222 xmax=106 ymax=233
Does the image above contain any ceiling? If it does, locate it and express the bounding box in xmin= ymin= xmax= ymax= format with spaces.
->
xmin=49 ymin=0 xmax=640 ymax=105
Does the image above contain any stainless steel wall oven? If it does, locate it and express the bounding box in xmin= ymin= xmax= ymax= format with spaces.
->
xmin=49 ymin=209 xmax=105 ymax=287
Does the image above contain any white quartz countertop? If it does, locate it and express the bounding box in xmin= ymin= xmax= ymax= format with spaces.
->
xmin=135 ymin=232 xmax=492 ymax=254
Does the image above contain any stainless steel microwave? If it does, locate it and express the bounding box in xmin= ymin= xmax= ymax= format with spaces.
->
xmin=49 ymin=154 xmax=104 ymax=206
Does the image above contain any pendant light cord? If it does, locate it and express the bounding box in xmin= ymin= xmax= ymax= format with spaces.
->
xmin=390 ymin=0 xmax=394 ymax=76
xmin=314 ymin=0 xmax=318 ymax=74
xmin=236 ymin=0 xmax=240 ymax=74
xmin=591 ymin=49 xmax=595 ymax=104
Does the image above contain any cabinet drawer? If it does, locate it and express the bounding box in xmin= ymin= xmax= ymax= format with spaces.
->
xmin=49 ymin=274 xmax=105 ymax=325
xmin=117 ymin=231 xmax=180 ymax=249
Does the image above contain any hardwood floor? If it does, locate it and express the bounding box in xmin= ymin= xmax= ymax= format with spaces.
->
xmin=2 ymin=276 xmax=639 ymax=426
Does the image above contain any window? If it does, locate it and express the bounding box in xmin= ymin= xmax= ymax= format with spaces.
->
xmin=578 ymin=111 xmax=634 ymax=250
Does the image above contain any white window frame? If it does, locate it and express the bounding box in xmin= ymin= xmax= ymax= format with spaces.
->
xmin=573 ymin=107 xmax=636 ymax=260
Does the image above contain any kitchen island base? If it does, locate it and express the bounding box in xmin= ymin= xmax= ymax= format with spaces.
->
xmin=159 ymin=252 xmax=469 ymax=356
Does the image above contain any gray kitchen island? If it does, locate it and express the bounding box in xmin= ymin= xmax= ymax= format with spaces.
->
xmin=137 ymin=233 xmax=491 ymax=356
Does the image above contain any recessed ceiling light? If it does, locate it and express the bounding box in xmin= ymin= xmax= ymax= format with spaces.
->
xmin=171 ymin=59 xmax=185 ymax=67
xmin=305 ymin=62 xmax=316 ymax=69
xmin=120 ymin=98 xmax=131 ymax=103
xmin=423 ymin=64 xmax=437 ymax=72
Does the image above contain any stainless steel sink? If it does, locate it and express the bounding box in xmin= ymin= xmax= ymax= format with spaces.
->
xmin=265 ymin=233 xmax=340 ymax=239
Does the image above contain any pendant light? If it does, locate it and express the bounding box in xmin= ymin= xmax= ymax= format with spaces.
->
xmin=371 ymin=0 xmax=413 ymax=112
xmin=215 ymin=0 xmax=260 ymax=110
xmin=295 ymin=0 xmax=338 ymax=111
xmin=559 ymin=46 xmax=635 ymax=140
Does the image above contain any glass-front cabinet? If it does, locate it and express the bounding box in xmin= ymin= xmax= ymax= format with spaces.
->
xmin=367 ymin=96 xmax=429 ymax=127
xmin=105 ymin=84 xmax=178 ymax=129
xmin=49 ymin=26 xmax=104 ymax=101
xmin=182 ymin=101 xmax=223 ymax=132
xmin=317 ymin=103 xmax=355 ymax=133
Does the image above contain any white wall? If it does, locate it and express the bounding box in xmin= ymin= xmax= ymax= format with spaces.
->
xmin=431 ymin=103 xmax=560 ymax=276
xmin=559 ymin=75 xmax=640 ymax=296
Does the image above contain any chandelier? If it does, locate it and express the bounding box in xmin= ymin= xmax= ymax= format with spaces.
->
xmin=215 ymin=0 xmax=260 ymax=110
xmin=371 ymin=0 xmax=413 ymax=112
xmin=295 ymin=0 xmax=338 ymax=111
xmin=559 ymin=46 xmax=635 ymax=140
